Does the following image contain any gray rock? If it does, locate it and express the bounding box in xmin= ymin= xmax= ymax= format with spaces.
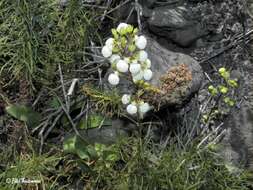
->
xmin=77 ymin=119 xmax=134 ymax=144
xmin=221 ymin=60 xmax=253 ymax=170
xmin=147 ymin=37 xmax=203 ymax=88
xmin=140 ymin=0 xmax=157 ymax=8
xmin=146 ymin=37 xmax=203 ymax=107
xmin=148 ymin=6 xmax=208 ymax=47
xmin=113 ymin=2 xmax=137 ymax=25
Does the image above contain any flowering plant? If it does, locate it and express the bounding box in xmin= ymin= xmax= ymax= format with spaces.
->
xmin=202 ymin=67 xmax=239 ymax=124
xmin=101 ymin=23 xmax=153 ymax=117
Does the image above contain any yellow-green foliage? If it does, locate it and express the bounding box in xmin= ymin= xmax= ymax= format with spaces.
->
xmin=83 ymin=84 xmax=123 ymax=116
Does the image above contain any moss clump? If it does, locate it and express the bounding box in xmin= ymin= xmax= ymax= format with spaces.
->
xmin=145 ymin=64 xmax=193 ymax=109
xmin=160 ymin=64 xmax=192 ymax=93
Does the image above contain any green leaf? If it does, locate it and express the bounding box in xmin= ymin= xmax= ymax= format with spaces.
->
xmin=63 ymin=135 xmax=77 ymax=153
xmin=103 ymin=150 xmax=119 ymax=161
xmin=126 ymin=25 xmax=134 ymax=33
xmin=49 ymin=97 xmax=60 ymax=109
xmin=120 ymin=37 xmax=127 ymax=48
xmin=220 ymin=71 xmax=230 ymax=79
xmin=228 ymin=79 xmax=238 ymax=88
xmin=86 ymin=145 xmax=98 ymax=159
xmin=133 ymin=28 xmax=139 ymax=34
xmin=218 ymin=85 xmax=228 ymax=94
xmin=5 ymin=104 xmax=41 ymax=127
xmin=111 ymin=29 xmax=119 ymax=39
xmin=218 ymin=67 xmax=226 ymax=74
xmin=63 ymin=135 xmax=94 ymax=160
xmin=77 ymin=114 xmax=111 ymax=129
xmin=223 ymin=97 xmax=235 ymax=106
xmin=208 ymin=85 xmax=218 ymax=96
xmin=128 ymin=44 xmax=136 ymax=52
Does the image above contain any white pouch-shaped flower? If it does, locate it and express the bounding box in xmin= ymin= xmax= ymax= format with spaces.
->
xmin=116 ymin=60 xmax=129 ymax=73
xmin=121 ymin=94 xmax=131 ymax=105
xmin=138 ymin=50 xmax=148 ymax=62
xmin=135 ymin=35 xmax=147 ymax=50
xmin=129 ymin=63 xmax=141 ymax=74
xmin=108 ymin=72 xmax=120 ymax=85
xmin=126 ymin=103 xmax=137 ymax=115
xmin=102 ymin=46 xmax=112 ymax=58
xmin=143 ymin=69 xmax=153 ymax=81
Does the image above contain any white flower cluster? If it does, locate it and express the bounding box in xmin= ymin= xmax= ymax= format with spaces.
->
xmin=101 ymin=23 xmax=153 ymax=86
xmin=101 ymin=23 xmax=153 ymax=115
xmin=121 ymin=94 xmax=151 ymax=115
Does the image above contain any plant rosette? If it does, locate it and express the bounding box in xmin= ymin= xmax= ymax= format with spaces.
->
xmin=101 ymin=23 xmax=153 ymax=117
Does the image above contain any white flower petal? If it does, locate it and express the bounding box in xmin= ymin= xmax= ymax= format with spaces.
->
xmin=124 ymin=57 xmax=130 ymax=64
xmin=105 ymin=38 xmax=114 ymax=47
xmin=139 ymin=50 xmax=148 ymax=62
xmin=129 ymin=63 xmax=141 ymax=74
xmin=117 ymin=23 xmax=129 ymax=32
xmin=146 ymin=59 xmax=151 ymax=68
xmin=135 ymin=35 xmax=147 ymax=50
xmin=102 ymin=46 xmax=112 ymax=58
xmin=109 ymin=54 xmax=121 ymax=63
xmin=143 ymin=69 xmax=153 ymax=81
xmin=139 ymin=102 xmax=150 ymax=113
xmin=121 ymin=94 xmax=131 ymax=105
xmin=108 ymin=73 xmax=120 ymax=85
xmin=132 ymin=70 xmax=144 ymax=81
xmin=116 ymin=60 xmax=129 ymax=73
xmin=126 ymin=104 xmax=137 ymax=115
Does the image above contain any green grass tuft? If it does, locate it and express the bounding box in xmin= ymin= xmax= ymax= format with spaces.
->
xmin=87 ymin=137 xmax=253 ymax=190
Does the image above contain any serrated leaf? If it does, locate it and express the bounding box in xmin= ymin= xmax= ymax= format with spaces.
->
xmin=5 ymin=104 xmax=41 ymax=127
